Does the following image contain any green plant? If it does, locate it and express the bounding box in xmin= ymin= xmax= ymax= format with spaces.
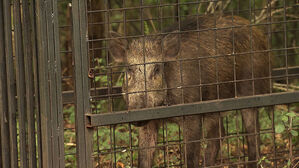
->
xmin=258 ymin=156 xmax=271 ymax=168
xmin=275 ymin=108 xmax=298 ymax=137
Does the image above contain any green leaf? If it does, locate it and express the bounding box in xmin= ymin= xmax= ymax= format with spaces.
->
xmin=281 ymin=116 xmax=288 ymax=122
xmin=275 ymin=124 xmax=285 ymax=133
xmin=144 ymin=21 xmax=150 ymax=35
xmin=290 ymin=130 xmax=298 ymax=136
xmin=287 ymin=159 xmax=291 ymax=166
xmin=265 ymin=159 xmax=271 ymax=163
xmin=286 ymin=112 xmax=296 ymax=118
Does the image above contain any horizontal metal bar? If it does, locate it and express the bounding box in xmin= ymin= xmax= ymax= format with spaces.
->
xmin=87 ymin=2 xmax=294 ymax=14
xmin=87 ymin=20 xmax=299 ymax=42
xmin=86 ymin=91 xmax=299 ymax=127
xmin=62 ymin=87 xmax=122 ymax=104
xmin=272 ymin=66 xmax=299 ymax=77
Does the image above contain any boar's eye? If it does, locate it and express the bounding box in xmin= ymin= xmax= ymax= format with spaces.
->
xmin=127 ymin=66 xmax=133 ymax=73
xmin=153 ymin=65 xmax=160 ymax=75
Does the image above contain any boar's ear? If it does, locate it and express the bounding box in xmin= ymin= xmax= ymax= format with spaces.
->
xmin=109 ymin=31 xmax=128 ymax=63
xmin=162 ymin=31 xmax=180 ymax=59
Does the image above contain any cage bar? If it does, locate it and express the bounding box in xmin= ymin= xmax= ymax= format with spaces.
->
xmin=87 ymin=91 xmax=299 ymax=127
xmin=72 ymin=0 xmax=94 ymax=167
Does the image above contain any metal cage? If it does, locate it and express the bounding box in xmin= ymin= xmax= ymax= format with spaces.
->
xmin=0 ymin=0 xmax=298 ymax=168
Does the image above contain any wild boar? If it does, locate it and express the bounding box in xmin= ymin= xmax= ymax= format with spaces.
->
xmin=109 ymin=15 xmax=270 ymax=168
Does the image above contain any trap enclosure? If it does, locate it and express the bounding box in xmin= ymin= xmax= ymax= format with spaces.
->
xmin=0 ymin=0 xmax=299 ymax=168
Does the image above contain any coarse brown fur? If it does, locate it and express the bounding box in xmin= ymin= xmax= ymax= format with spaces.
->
xmin=109 ymin=15 xmax=270 ymax=168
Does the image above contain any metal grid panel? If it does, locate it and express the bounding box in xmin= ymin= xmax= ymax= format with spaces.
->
xmin=0 ymin=0 xmax=298 ymax=168
xmin=81 ymin=0 xmax=299 ymax=167
xmin=0 ymin=0 xmax=41 ymax=167
xmin=57 ymin=0 xmax=79 ymax=167
xmin=1 ymin=0 xmax=65 ymax=167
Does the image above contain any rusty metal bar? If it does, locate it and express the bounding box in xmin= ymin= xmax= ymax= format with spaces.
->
xmin=13 ymin=0 xmax=28 ymax=167
xmin=45 ymin=0 xmax=65 ymax=166
xmin=72 ymin=0 xmax=93 ymax=167
xmin=86 ymin=91 xmax=299 ymax=127
xmin=35 ymin=0 xmax=53 ymax=165
xmin=35 ymin=0 xmax=65 ymax=166
xmin=62 ymin=86 xmax=122 ymax=104
xmin=22 ymin=0 xmax=37 ymax=167
xmin=2 ymin=0 xmax=19 ymax=167
xmin=0 ymin=0 xmax=11 ymax=167
xmin=30 ymin=0 xmax=43 ymax=165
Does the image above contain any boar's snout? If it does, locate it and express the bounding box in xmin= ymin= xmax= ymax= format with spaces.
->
xmin=127 ymin=91 xmax=167 ymax=110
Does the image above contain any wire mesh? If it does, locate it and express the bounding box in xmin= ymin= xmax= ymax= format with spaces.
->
xmin=1 ymin=0 xmax=298 ymax=168
xmin=85 ymin=0 xmax=299 ymax=167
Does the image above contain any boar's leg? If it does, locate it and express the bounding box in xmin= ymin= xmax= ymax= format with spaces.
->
xmin=241 ymin=108 xmax=260 ymax=168
xmin=182 ymin=116 xmax=202 ymax=168
xmin=204 ymin=113 xmax=224 ymax=167
xmin=138 ymin=120 xmax=159 ymax=168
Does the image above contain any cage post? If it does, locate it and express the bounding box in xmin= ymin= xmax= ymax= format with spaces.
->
xmin=29 ymin=0 xmax=42 ymax=165
xmin=35 ymin=0 xmax=64 ymax=167
xmin=0 ymin=0 xmax=11 ymax=167
xmin=2 ymin=0 xmax=19 ymax=167
xmin=13 ymin=0 xmax=28 ymax=166
xmin=72 ymin=0 xmax=94 ymax=167
xmin=22 ymin=0 xmax=38 ymax=167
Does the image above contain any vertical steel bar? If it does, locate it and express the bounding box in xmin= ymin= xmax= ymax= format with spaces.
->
xmin=22 ymin=0 xmax=37 ymax=167
xmin=242 ymin=114 xmax=246 ymax=163
xmin=178 ymin=121 xmax=183 ymax=168
xmin=3 ymin=0 xmax=19 ymax=167
xmin=72 ymin=0 xmax=94 ymax=166
xmin=177 ymin=0 xmax=184 ymax=104
xmin=213 ymin=1 xmax=220 ymax=100
xmin=45 ymin=0 xmax=65 ymax=166
xmin=165 ymin=122 xmax=170 ymax=167
xmin=35 ymin=0 xmax=65 ymax=166
xmin=162 ymin=121 xmax=166 ymax=167
xmin=88 ymin=0 xmax=100 ymax=166
xmin=196 ymin=0 xmax=202 ymax=102
xmin=201 ymin=116 xmax=206 ymax=167
xmin=287 ymin=104 xmax=293 ymax=167
xmin=123 ymin=0 xmax=126 ymax=35
xmin=218 ymin=112 xmax=223 ymax=166
xmin=35 ymin=0 xmax=53 ymax=165
xmin=182 ymin=117 xmax=187 ymax=167
xmin=251 ymin=1 xmax=260 ymax=166
xmin=225 ymin=116 xmax=230 ymax=162
xmin=140 ymin=0 xmax=148 ymax=109
xmin=271 ymin=106 xmax=277 ymax=167
xmin=53 ymin=0 xmax=65 ymax=165
xmin=249 ymin=0 xmax=255 ymax=96
xmin=283 ymin=0 xmax=289 ymax=90
xmin=45 ymin=0 xmax=58 ymax=165
xmin=113 ymin=126 xmax=117 ymax=168
xmin=0 ymin=0 xmax=12 ymax=167
xmin=106 ymin=1 xmax=113 ymax=114
xmin=267 ymin=0 xmax=272 ymax=95
xmin=254 ymin=108 xmax=259 ymax=168
xmin=109 ymin=126 xmax=114 ymax=167
xmin=129 ymin=123 xmax=133 ymax=167
xmin=232 ymin=5 xmax=237 ymax=99
xmin=267 ymin=1 xmax=275 ymax=167
xmin=30 ymin=0 xmax=43 ymax=165
xmin=235 ymin=110 xmax=241 ymax=164
xmin=96 ymin=127 xmax=100 ymax=167
xmin=106 ymin=2 xmax=114 ymax=167
xmin=13 ymin=0 xmax=28 ymax=167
